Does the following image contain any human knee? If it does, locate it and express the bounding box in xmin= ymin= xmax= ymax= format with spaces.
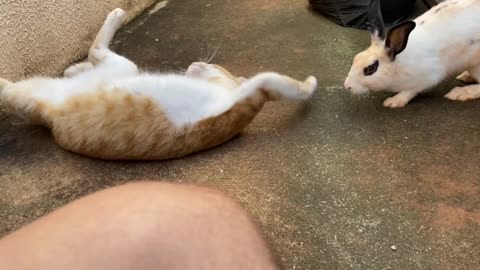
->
xmin=109 ymin=181 xmax=248 ymax=218
xmin=106 ymin=182 xmax=278 ymax=269
xmin=102 ymin=181 xmax=256 ymax=238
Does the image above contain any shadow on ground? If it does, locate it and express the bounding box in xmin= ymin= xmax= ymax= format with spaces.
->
xmin=1 ymin=0 xmax=479 ymax=269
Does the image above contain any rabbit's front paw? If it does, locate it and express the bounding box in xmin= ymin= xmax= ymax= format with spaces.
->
xmin=383 ymin=91 xmax=417 ymax=108
xmin=383 ymin=96 xmax=409 ymax=108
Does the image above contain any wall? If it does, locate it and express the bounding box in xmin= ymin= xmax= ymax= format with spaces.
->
xmin=0 ymin=0 xmax=156 ymax=81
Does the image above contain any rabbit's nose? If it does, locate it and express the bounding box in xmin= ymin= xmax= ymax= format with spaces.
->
xmin=344 ymin=79 xmax=352 ymax=90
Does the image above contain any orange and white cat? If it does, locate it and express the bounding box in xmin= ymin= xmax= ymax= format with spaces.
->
xmin=0 ymin=8 xmax=317 ymax=160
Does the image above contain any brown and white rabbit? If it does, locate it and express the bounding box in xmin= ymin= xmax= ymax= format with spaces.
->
xmin=0 ymin=8 xmax=317 ymax=160
xmin=344 ymin=0 xmax=480 ymax=108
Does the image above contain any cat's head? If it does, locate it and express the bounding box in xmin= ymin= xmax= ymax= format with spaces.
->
xmin=185 ymin=62 xmax=246 ymax=88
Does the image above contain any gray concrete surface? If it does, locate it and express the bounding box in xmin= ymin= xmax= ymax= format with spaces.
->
xmin=1 ymin=0 xmax=479 ymax=269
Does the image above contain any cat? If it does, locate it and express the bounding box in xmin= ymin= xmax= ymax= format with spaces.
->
xmin=0 ymin=8 xmax=317 ymax=160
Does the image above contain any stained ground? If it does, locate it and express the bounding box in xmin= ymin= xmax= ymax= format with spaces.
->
xmin=1 ymin=0 xmax=479 ymax=269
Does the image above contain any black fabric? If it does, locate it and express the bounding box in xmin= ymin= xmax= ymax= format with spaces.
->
xmin=309 ymin=0 xmax=416 ymax=30
xmin=422 ymin=0 xmax=443 ymax=8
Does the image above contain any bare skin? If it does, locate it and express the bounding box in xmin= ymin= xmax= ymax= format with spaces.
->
xmin=0 ymin=182 xmax=281 ymax=270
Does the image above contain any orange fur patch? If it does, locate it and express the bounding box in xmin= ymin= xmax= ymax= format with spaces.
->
xmin=49 ymin=88 xmax=267 ymax=160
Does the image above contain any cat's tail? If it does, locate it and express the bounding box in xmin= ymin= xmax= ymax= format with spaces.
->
xmin=0 ymin=78 xmax=12 ymax=93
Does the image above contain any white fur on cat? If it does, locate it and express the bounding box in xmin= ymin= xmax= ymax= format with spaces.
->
xmin=2 ymin=9 xmax=316 ymax=127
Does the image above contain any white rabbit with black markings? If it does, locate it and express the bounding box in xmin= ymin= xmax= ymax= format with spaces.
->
xmin=344 ymin=0 xmax=480 ymax=108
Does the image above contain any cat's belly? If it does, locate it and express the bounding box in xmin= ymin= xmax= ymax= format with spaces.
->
xmin=49 ymin=88 xmax=262 ymax=160
xmin=111 ymin=74 xmax=236 ymax=127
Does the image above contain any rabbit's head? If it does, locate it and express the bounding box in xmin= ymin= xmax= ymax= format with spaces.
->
xmin=344 ymin=0 xmax=416 ymax=94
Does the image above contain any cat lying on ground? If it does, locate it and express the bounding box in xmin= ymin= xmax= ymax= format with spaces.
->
xmin=0 ymin=8 xmax=317 ymax=160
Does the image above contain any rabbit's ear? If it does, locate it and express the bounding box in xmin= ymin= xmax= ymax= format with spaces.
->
xmin=385 ymin=21 xmax=416 ymax=61
xmin=368 ymin=0 xmax=386 ymax=41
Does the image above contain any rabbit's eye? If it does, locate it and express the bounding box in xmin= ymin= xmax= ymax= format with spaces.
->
xmin=364 ymin=60 xmax=379 ymax=76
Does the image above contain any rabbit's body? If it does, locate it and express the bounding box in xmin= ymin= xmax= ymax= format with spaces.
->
xmin=0 ymin=9 xmax=317 ymax=160
xmin=345 ymin=0 xmax=480 ymax=108
xmin=407 ymin=0 xmax=480 ymax=83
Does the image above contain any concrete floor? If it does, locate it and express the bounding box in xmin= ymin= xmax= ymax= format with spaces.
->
xmin=1 ymin=0 xmax=479 ymax=269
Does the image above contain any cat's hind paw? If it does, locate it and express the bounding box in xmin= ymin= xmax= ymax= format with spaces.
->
xmin=105 ymin=8 xmax=126 ymax=28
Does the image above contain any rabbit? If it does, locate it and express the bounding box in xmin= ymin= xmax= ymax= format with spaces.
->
xmin=0 ymin=8 xmax=317 ymax=160
xmin=344 ymin=0 xmax=480 ymax=108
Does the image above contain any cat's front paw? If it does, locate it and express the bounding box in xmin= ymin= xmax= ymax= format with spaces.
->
xmin=301 ymin=76 xmax=317 ymax=97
